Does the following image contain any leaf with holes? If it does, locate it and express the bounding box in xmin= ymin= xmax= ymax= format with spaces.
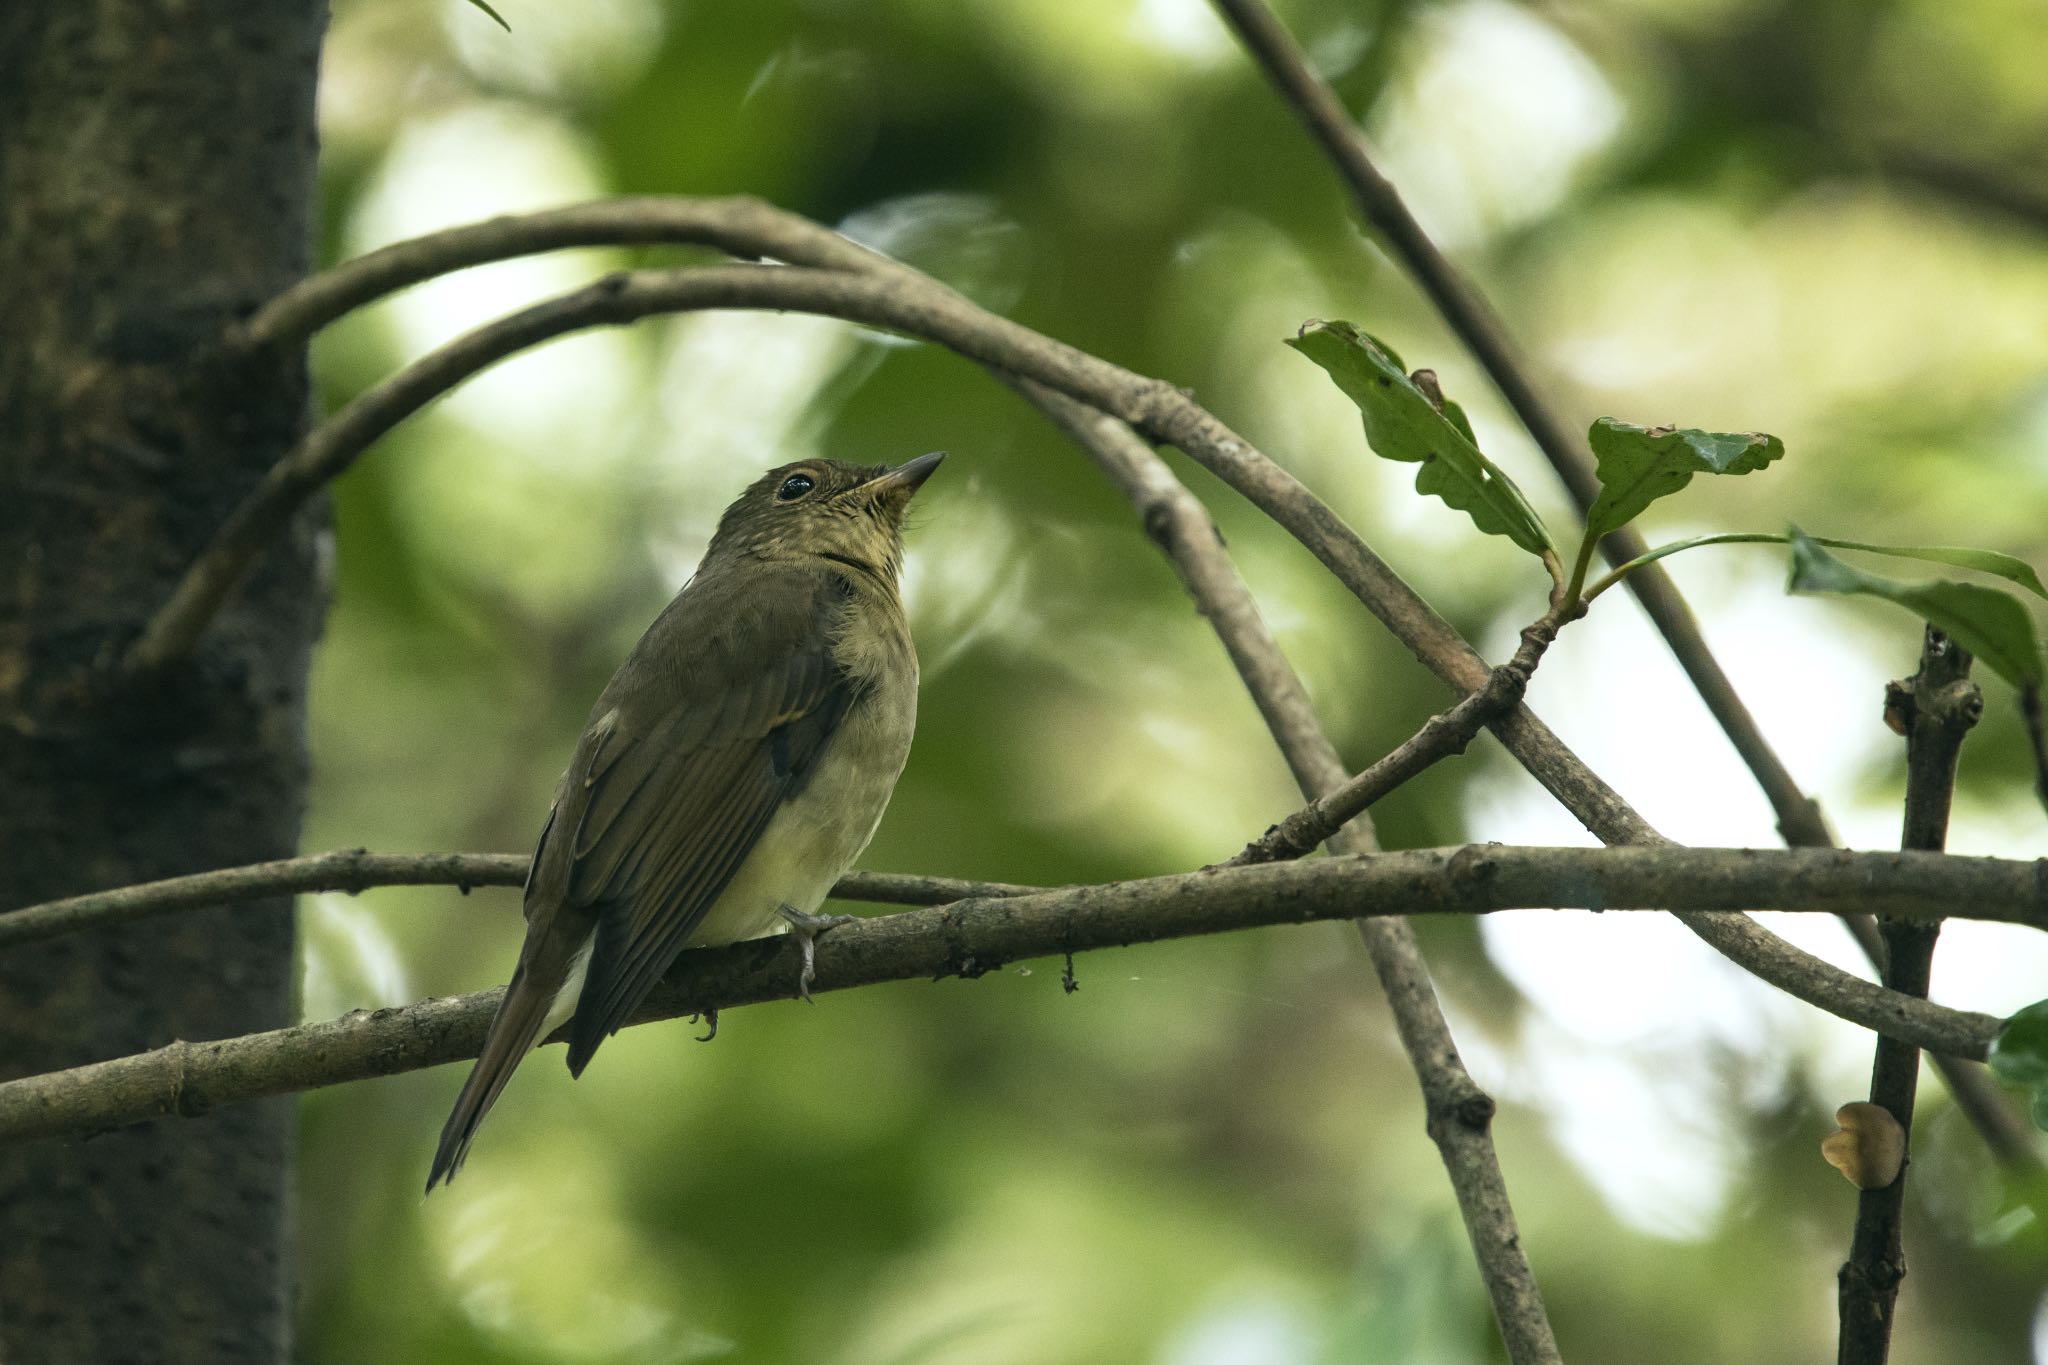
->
xmin=1788 ymin=531 xmax=2044 ymax=688
xmin=1287 ymin=321 xmax=1555 ymax=558
xmin=1584 ymin=418 xmax=1784 ymax=542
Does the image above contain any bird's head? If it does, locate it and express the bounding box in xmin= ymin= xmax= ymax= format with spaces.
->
xmin=705 ymin=452 xmax=945 ymax=584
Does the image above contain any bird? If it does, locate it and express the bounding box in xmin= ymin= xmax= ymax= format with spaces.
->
xmin=426 ymin=452 xmax=944 ymax=1190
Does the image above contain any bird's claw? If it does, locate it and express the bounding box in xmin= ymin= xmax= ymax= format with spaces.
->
xmin=688 ymin=1009 xmax=719 ymax=1043
xmin=777 ymin=904 xmax=858 ymax=1002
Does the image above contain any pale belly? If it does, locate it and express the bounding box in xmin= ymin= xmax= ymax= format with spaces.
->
xmin=545 ymin=671 xmax=916 ymax=1032
xmin=684 ymin=677 xmax=916 ymax=947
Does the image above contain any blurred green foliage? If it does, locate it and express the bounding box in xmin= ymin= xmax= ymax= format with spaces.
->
xmin=299 ymin=0 xmax=2048 ymax=1360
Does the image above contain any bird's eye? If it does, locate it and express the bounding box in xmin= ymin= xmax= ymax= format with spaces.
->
xmin=776 ymin=473 xmax=815 ymax=502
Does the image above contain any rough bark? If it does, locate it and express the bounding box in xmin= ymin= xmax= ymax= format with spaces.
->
xmin=0 ymin=3 xmax=327 ymax=1362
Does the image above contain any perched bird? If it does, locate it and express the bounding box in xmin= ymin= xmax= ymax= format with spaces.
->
xmin=427 ymin=453 xmax=943 ymax=1190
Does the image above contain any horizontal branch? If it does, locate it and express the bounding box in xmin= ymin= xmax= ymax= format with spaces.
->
xmin=0 ymin=849 xmax=1037 ymax=948
xmin=0 ymin=844 xmax=2029 ymax=1143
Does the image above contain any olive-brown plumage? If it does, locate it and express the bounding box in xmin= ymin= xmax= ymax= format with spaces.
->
xmin=427 ymin=453 xmax=942 ymax=1189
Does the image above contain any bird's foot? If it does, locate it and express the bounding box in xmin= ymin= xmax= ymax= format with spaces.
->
xmin=688 ymin=1009 xmax=719 ymax=1043
xmin=777 ymin=904 xmax=857 ymax=1003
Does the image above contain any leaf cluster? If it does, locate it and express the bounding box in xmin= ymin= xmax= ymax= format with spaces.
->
xmin=1293 ymin=319 xmax=2048 ymax=1124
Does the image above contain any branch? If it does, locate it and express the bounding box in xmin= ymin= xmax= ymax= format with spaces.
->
xmin=125 ymin=222 xmax=1995 ymax=1111
xmin=1230 ymin=611 xmax=1568 ymax=867
xmin=1839 ymin=630 xmax=1982 ymax=1365
xmin=1007 ymin=380 xmax=1559 ymax=1362
xmin=1208 ymin=0 xmax=1833 ymax=850
xmin=0 ymin=844 xmax=2024 ymax=1144
xmin=1008 ymin=381 xmax=1346 ymax=795
xmin=0 ymin=849 xmax=1037 ymax=949
xmin=1198 ymin=9 xmax=2047 ymax=1168
xmin=235 ymin=194 xmax=881 ymax=352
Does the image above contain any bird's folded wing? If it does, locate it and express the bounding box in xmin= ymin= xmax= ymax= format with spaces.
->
xmin=537 ymin=570 xmax=861 ymax=1075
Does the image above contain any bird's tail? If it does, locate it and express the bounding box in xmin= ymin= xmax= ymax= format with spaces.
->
xmin=425 ymin=964 xmax=556 ymax=1192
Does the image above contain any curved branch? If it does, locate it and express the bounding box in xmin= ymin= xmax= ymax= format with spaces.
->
xmin=0 ymin=849 xmax=1037 ymax=949
xmin=1008 ymin=380 xmax=1557 ymax=1358
xmin=1009 ymin=380 xmax=1349 ymax=799
xmin=236 ymin=194 xmax=881 ymax=352
xmin=130 ymin=259 xmax=1492 ymax=709
xmin=0 ymin=844 xmax=2023 ymax=1143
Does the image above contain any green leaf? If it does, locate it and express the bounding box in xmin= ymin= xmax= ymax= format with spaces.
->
xmin=1990 ymin=1002 xmax=2048 ymax=1146
xmin=1991 ymin=1002 xmax=2048 ymax=1132
xmin=1807 ymin=540 xmax=2048 ymax=601
xmin=1586 ymin=533 xmax=2048 ymax=605
xmin=1287 ymin=321 xmax=1556 ymax=558
xmin=1788 ymin=530 xmax=2045 ymax=687
xmin=1584 ymin=418 xmax=1784 ymax=541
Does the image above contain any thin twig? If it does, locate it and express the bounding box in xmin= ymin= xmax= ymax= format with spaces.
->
xmin=1230 ymin=610 xmax=1570 ymax=867
xmin=1202 ymin=0 xmax=2046 ymax=1170
xmin=1010 ymin=382 xmax=1559 ymax=1362
xmin=0 ymin=851 xmax=1036 ymax=950
xmin=1839 ymin=629 xmax=1982 ymax=1365
xmin=1206 ymin=0 xmax=1832 ymax=850
xmin=0 ymin=844 xmax=2024 ymax=1144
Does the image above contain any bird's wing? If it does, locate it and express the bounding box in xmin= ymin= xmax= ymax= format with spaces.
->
xmin=543 ymin=567 xmax=862 ymax=1075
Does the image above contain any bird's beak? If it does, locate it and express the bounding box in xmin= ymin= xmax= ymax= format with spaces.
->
xmin=866 ymin=451 xmax=946 ymax=505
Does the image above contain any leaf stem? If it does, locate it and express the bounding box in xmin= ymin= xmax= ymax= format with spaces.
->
xmin=1562 ymin=531 xmax=1605 ymax=608
xmin=1581 ymin=534 xmax=1789 ymax=604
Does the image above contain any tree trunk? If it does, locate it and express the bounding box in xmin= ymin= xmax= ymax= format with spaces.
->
xmin=0 ymin=3 xmax=328 ymax=1361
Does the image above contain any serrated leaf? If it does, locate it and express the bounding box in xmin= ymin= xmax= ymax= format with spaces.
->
xmin=1287 ymin=321 xmax=1556 ymax=558
xmin=1788 ymin=530 xmax=2044 ymax=687
xmin=1990 ymin=1001 xmax=2048 ymax=1095
xmin=1440 ymin=396 xmax=1478 ymax=447
xmin=1585 ymin=418 xmax=1784 ymax=541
